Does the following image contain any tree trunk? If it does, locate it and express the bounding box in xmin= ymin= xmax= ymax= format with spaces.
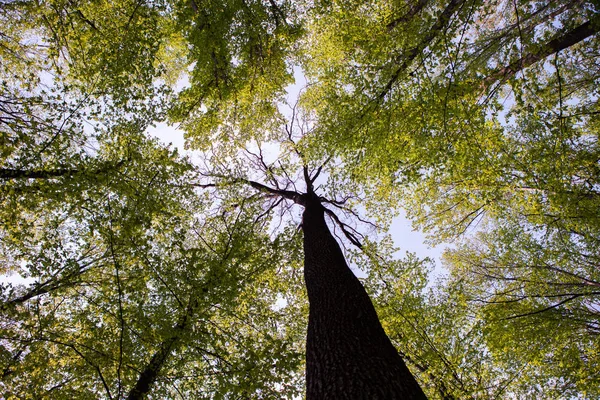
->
xmin=302 ymin=196 xmax=427 ymax=399
xmin=126 ymin=299 xmax=195 ymax=400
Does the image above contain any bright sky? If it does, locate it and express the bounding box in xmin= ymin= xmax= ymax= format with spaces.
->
xmin=146 ymin=67 xmax=448 ymax=278
xmin=0 ymin=63 xmax=445 ymax=298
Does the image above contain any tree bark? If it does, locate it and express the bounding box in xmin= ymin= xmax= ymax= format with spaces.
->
xmin=302 ymin=195 xmax=427 ymax=399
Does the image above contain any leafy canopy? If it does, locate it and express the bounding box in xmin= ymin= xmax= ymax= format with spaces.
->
xmin=1 ymin=0 xmax=599 ymax=398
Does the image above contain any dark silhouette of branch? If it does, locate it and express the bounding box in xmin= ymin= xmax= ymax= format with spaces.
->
xmin=482 ymin=291 xmax=600 ymax=305
xmin=106 ymin=194 xmax=126 ymax=399
xmin=303 ymin=165 xmax=313 ymax=194
xmin=74 ymin=9 xmax=98 ymax=30
xmin=254 ymin=197 xmax=284 ymax=224
xmin=229 ymin=176 xmax=304 ymax=204
xmin=125 ymin=0 xmax=144 ymax=29
xmin=208 ymin=164 xmax=373 ymax=252
xmin=127 ymin=299 xmax=196 ymax=400
xmin=0 ymin=167 xmax=81 ymax=180
xmin=501 ymin=294 xmax=583 ymax=320
xmin=2 ymin=263 xmax=95 ymax=308
xmin=386 ymin=0 xmax=429 ymax=31
xmin=465 ymin=0 xmax=581 ymax=75
xmin=321 ymin=198 xmax=380 ymax=231
xmin=323 ymin=206 xmax=364 ymax=248
xmin=309 ymin=156 xmax=332 ymax=184
xmin=267 ymin=0 xmax=289 ymax=28
xmin=378 ymin=0 xmax=465 ymax=102
xmin=483 ymin=19 xmax=599 ymax=89
xmin=0 ymin=160 xmax=126 ymax=181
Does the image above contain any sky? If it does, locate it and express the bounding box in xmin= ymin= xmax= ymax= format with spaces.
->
xmin=0 ymin=65 xmax=447 ymax=290
xmin=146 ymin=66 xmax=448 ymax=277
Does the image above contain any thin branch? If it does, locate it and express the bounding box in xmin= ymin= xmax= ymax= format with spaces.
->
xmin=2 ymin=257 xmax=101 ymax=308
xmin=501 ymin=294 xmax=583 ymax=320
xmin=0 ymin=160 xmax=125 ymax=181
xmin=254 ymin=197 xmax=284 ymax=224
xmin=107 ymin=196 xmax=125 ymax=399
xmin=386 ymin=0 xmax=429 ymax=31
xmin=309 ymin=155 xmax=332 ymax=184
xmin=377 ymin=0 xmax=465 ymax=102
xmin=74 ymin=9 xmax=98 ymax=30
xmin=141 ymin=253 xmax=185 ymax=309
xmin=321 ymin=198 xmax=379 ymax=231
xmin=323 ymin=207 xmax=363 ymax=248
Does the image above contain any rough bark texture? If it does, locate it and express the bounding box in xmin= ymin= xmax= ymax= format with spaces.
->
xmin=302 ymin=195 xmax=427 ymax=399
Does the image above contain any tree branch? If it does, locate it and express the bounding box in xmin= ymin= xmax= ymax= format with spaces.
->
xmin=231 ymin=177 xmax=304 ymax=204
xmin=482 ymin=19 xmax=599 ymax=89
xmin=377 ymin=0 xmax=465 ymax=102
xmin=501 ymin=294 xmax=583 ymax=320
xmin=323 ymin=206 xmax=363 ymax=248
xmin=126 ymin=299 xmax=196 ymax=400
xmin=386 ymin=0 xmax=429 ymax=31
xmin=0 ymin=160 xmax=126 ymax=181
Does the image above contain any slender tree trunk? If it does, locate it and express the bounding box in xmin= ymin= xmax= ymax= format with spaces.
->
xmin=126 ymin=299 xmax=195 ymax=400
xmin=301 ymin=196 xmax=427 ymax=399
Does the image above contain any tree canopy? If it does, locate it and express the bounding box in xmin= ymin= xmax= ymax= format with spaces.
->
xmin=1 ymin=0 xmax=599 ymax=398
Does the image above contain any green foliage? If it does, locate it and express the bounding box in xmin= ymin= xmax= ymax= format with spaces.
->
xmin=444 ymin=219 xmax=600 ymax=397
xmin=168 ymin=0 xmax=302 ymax=150
xmin=1 ymin=1 xmax=306 ymax=397
xmin=301 ymin=0 xmax=600 ymax=397
xmin=0 ymin=129 xmax=307 ymax=397
xmin=361 ymin=246 xmax=599 ymax=399
xmin=2 ymin=0 xmax=600 ymax=398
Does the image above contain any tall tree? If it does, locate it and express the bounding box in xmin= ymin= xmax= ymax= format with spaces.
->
xmin=299 ymin=3 xmax=600 ymax=396
xmin=301 ymin=189 xmax=426 ymax=398
xmin=4 ymin=0 xmax=599 ymax=397
xmin=203 ymin=146 xmax=427 ymax=398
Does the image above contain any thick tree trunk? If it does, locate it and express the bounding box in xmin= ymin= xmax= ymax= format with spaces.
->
xmin=302 ymin=196 xmax=427 ymax=399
